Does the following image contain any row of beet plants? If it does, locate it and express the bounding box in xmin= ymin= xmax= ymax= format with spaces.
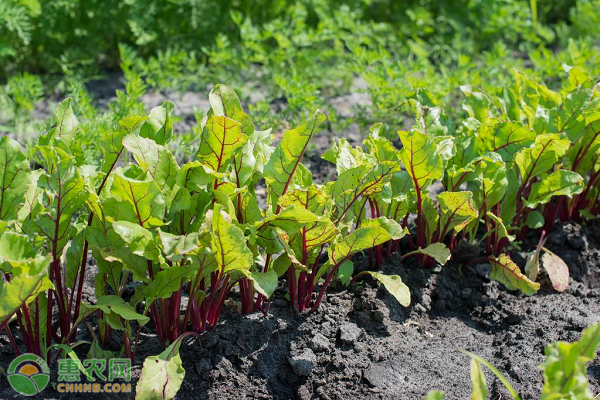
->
xmin=0 ymin=66 xmax=598 ymax=398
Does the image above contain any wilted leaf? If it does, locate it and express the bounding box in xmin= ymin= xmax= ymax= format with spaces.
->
xmin=136 ymin=340 xmax=185 ymax=400
xmin=541 ymin=248 xmax=569 ymax=292
xmin=490 ymin=254 xmax=540 ymax=295
xmin=363 ymin=272 xmax=410 ymax=307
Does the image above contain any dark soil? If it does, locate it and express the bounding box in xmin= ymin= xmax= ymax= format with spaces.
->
xmin=1 ymin=220 xmax=599 ymax=399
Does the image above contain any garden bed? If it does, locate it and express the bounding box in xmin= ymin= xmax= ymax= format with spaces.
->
xmin=1 ymin=219 xmax=598 ymax=399
xmin=2 ymin=69 xmax=600 ymax=400
xmin=158 ymin=220 xmax=600 ymax=400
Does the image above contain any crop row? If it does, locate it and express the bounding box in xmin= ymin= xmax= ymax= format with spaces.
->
xmin=1 ymin=67 xmax=599 ymax=398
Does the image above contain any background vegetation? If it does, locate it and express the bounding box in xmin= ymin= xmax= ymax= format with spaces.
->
xmin=2 ymin=0 xmax=600 ymax=149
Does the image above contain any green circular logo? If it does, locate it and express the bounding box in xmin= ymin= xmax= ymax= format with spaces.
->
xmin=7 ymin=353 xmax=50 ymax=396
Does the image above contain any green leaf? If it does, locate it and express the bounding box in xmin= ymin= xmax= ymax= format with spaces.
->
xmin=0 ymin=231 xmax=35 ymax=262
xmin=140 ymin=101 xmax=174 ymax=145
xmin=461 ymin=85 xmax=492 ymax=123
xmin=438 ymin=191 xmax=477 ymax=235
xmin=398 ymin=130 xmax=444 ymax=190
xmin=525 ymin=210 xmax=545 ymax=229
xmin=330 ymin=217 xmax=405 ymax=264
xmin=264 ymin=110 xmax=326 ymax=199
xmin=272 ymin=252 xmax=293 ymax=277
xmin=490 ymin=254 xmax=540 ymax=295
xmin=524 ymin=170 xmax=584 ymax=208
xmin=541 ymin=248 xmax=569 ymax=292
xmin=196 ymin=115 xmax=246 ymax=174
xmin=16 ymin=169 xmax=43 ymax=224
xmin=323 ymin=138 xmax=375 ymax=174
xmin=122 ymin=135 xmax=180 ymax=205
xmin=248 ymin=269 xmax=278 ymax=298
xmin=331 ymin=162 xmax=399 ymax=222
xmin=477 ymin=121 xmax=535 ymax=162
xmin=337 ymin=260 xmax=354 ymax=286
xmin=136 ymin=339 xmax=185 ymax=400
xmin=0 ymin=136 xmax=33 ymax=221
xmin=470 ymin=359 xmax=488 ymax=400
xmin=112 ymin=221 xmax=160 ymax=261
xmin=48 ymin=343 xmax=92 ymax=380
xmin=87 ymin=337 xmax=115 ymax=360
xmin=177 ymin=161 xmax=220 ymax=191
xmin=34 ymin=156 xmax=90 ymax=254
xmin=540 ymin=323 xmax=600 ymax=400
xmin=460 ymin=349 xmax=521 ymax=400
xmin=144 ymin=267 xmax=193 ymax=304
xmin=0 ymin=254 xmax=52 ymax=322
xmin=547 ymin=89 xmax=592 ymax=142
xmin=233 ymin=128 xmax=273 ymax=187
xmin=158 ymin=231 xmax=199 ymax=262
xmin=212 ymin=204 xmax=253 ymax=275
xmin=65 ymin=222 xmax=86 ymax=288
xmin=96 ymin=295 xmax=150 ymax=325
xmin=109 ymin=167 xmax=165 ymax=228
xmin=39 ymin=98 xmax=79 ymax=150
xmin=514 ymin=134 xmax=570 ymax=181
xmin=569 ymin=119 xmax=600 ymax=175
xmin=364 ymin=124 xmax=399 ymax=162
xmin=423 ymin=390 xmax=445 ymax=400
xmin=98 ymin=119 xmax=144 ymax=175
xmin=500 ymin=168 xmax=520 ymax=222
xmin=261 ymin=205 xmax=320 ymax=233
xmin=208 ymin=84 xmax=254 ymax=135
xmin=87 ymin=218 xmax=149 ymax=283
xmin=462 ymin=152 xmax=508 ymax=210
xmin=513 ymin=69 xmax=561 ymax=112
xmin=279 ymin=185 xmax=333 ymax=215
xmin=404 ymin=243 xmax=451 ymax=266
xmin=363 ymin=272 xmax=410 ymax=307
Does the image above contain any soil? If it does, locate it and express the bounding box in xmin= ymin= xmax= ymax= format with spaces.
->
xmin=1 ymin=219 xmax=599 ymax=400
xmin=1 ymin=77 xmax=599 ymax=399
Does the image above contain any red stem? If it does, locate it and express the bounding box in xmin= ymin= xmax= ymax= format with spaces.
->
xmin=5 ymin=326 xmax=20 ymax=355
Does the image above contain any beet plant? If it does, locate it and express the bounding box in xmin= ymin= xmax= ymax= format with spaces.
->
xmin=255 ymin=105 xmax=410 ymax=312
xmin=1 ymin=68 xmax=600 ymax=400
xmin=356 ymin=68 xmax=600 ymax=297
xmin=0 ymin=83 xmax=410 ymax=370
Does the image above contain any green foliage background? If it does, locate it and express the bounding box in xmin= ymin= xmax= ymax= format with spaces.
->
xmin=2 ymin=0 xmax=600 ymax=159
